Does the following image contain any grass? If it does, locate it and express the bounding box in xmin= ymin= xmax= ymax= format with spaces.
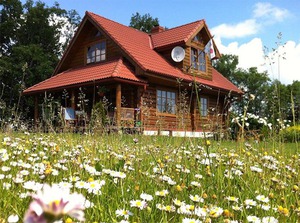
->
xmin=0 ymin=132 xmax=299 ymax=222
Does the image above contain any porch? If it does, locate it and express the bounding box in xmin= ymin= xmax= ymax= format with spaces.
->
xmin=33 ymin=82 xmax=145 ymax=133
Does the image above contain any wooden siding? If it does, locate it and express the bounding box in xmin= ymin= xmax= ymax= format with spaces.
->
xmin=58 ymin=20 xmax=122 ymax=73
xmin=183 ymin=45 xmax=213 ymax=81
xmin=140 ymin=85 xmax=228 ymax=132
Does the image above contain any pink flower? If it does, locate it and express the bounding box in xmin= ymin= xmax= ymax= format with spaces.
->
xmin=24 ymin=184 xmax=85 ymax=223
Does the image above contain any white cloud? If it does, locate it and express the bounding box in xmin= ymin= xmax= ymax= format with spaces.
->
xmin=211 ymin=19 xmax=259 ymax=39
xmin=263 ymin=41 xmax=300 ymax=84
xmin=215 ymin=37 xmax=300 ymax=85
xmin=253 ymin=2 xmax=290 ymax=23
xmin=211 ymin=2 xmax=298 ymax=85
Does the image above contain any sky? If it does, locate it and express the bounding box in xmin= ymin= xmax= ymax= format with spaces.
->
xmin=22 ymin=0 xmax=300 ymax=85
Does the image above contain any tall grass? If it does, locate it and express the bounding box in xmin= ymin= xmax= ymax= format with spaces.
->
xmin=0 ymin=132 xmax=299 ymax=222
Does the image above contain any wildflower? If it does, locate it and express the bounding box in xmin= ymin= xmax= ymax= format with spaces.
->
xmin=173 ymin=198 xmax=184 ymax=207
xmin=260 ymin=204 xmax=271 ymax=211
xmin=194 ymin=206 xmax=207 ymax=218
xmin=130 ymin=199 xmax=147 ymax=210
xmin=23 ymin=183 xmax=85 ymax=223
xmin=115 ymin=209 xmax=133 ymax=219
xmin=278 ymin=206 xmax=289 ymax=216
xmin=164 ymin=205 xmax=176 ymax=212
xmin=190 ymin=181 xmax=201 ymax=187
xmin=247 ymin=215 xmax=261 ymax=223
xmin=155 ymin=189 xmax=169 ymax=197
xmin=256 ymin=195 xmax=269 ymax=203
xmin=140 ymin=193 xmax=153 ymax=201
xmin=182 ymin=217 xmax=202 ymax=223
xmin=208 ymin=206 xmax=223 ymax=218
xmin=244 ymin=199 xmax=257 ymax=208
xmin=225 ymin=196 xmax=239 ymax=203
xmin=189 ymin=194 xmax=204 ymax=203
xmin=7 ymin=215 xmax=19 ymax=223
xmin=250 ymin=166 xmax=263 ymax=173
xmin=262 ymin=216 xmax=278 ymax=223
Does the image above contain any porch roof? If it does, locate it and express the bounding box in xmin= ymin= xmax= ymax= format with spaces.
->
xmin=23 ymin=58 xmax=146 ymax=95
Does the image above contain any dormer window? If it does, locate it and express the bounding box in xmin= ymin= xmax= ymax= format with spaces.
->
xmin=191 ymin=47 xmax=206 ymax=72
xmin=87 ymin=41 xmax=106 ymax=64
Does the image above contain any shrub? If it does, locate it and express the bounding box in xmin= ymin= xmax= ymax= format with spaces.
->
xmin=280 ymin=125 xmax=300 ymax=142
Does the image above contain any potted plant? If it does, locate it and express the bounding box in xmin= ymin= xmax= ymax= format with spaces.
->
xmin=97 ymin=86 xmax=107 ymax=97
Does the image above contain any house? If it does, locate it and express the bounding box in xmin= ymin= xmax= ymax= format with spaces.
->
xmin=23 ymin=11 xmax=242 ymax=136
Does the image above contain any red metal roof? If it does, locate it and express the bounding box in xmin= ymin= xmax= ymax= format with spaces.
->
xmin=88 ymin=12 xmax=185 ymax=77
xmin=151 ymin=20 xmax=204 ymax=49
xmin=23 ymin=58 xmax=145 ymax=94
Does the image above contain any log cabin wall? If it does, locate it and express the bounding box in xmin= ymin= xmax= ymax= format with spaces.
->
xmin=193 ymin=93 xmax=227 ymax=132
xmin=183 ymin=46 xmax=213 ymax=81
xmin=140 ymin=85 xmax=193 ymax=131
xmin=58 ymin=20 xmax=122 ymax=72
xmin=140 ymin=84 xmax=228 ymax=132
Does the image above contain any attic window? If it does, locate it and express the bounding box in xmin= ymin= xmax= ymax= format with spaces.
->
xmin=87 ymin=41 xmax=106 ymax=64
xmin=191 ymin=47 xmax=206 ymax=72
xmin=192 ymin=34 xmax=203 ymax=44
xmin=95 ymin=31 xmax=101 ymax=37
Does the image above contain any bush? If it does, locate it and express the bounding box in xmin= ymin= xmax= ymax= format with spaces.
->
xmin=280 ymin=125 xmax=300 ymax=142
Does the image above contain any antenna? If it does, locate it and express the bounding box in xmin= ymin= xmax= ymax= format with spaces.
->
xmin=171 ymin=46 xmax=185 ymax=62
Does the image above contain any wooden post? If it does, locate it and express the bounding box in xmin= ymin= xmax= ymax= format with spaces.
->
xmin=116 ymin=83 xmax=121 ymax=128
xmin=71 ymin=90 xmax=76 ymax=109
xmin=34 ymin=95 xmax=39 ymax=129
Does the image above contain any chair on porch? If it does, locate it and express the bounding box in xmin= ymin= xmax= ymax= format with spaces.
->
xmin=62 ymin=107 xmax=77 ymax=129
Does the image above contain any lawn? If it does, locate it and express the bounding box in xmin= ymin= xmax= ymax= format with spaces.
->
xmin=0 ymin=132 xmax=299 ymax=223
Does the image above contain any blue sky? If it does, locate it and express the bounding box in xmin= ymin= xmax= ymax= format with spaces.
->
xmin=22 ymin=0 xmax=300 ymax=84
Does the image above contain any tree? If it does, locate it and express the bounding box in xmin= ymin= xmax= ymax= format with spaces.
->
xmin=0 ymin=0 xmax=80 ymax=125
xmin=129 ymin=12 xmax=159 ymax=33
xmin=214 ymin=55 xmax=270 ymax=116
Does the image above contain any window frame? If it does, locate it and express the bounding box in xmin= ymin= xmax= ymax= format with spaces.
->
xmin=86 ymin=41 xmax=106 ymax=64
xmin=191 ymin=47 xmax=206 ymax=72
xmin=156 ymin=89 xmax=176 ymax=115
xmin=200 ymin=97 xmax=208 ymax=117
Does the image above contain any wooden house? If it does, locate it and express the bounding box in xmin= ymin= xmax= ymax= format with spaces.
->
xmin=23 ymin=11 xmax=242 ymax=136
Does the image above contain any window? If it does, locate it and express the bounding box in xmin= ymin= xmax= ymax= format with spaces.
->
xmin=191 ymin=47 xmax=206 ymax=72
xmin=200 ymin=97 xmax=208 ymax=117
xmin=157 ymin=89 xmax=176 ymax=114
xmin=87 ymin=41 xmax=106 ymax=64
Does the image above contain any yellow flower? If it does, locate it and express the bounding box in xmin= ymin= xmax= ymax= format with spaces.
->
xmin=175 ymin=185 xmax=183 ymax=192
xmin=278 ymin=206 xmax=289 ymax=216
xmin=293 ymin=185 xmax=299 ymax=191
xmin=65 ymin=218 xmax=73 ymax=223
xmin=88 ymin=177 xmax=94 ymax=182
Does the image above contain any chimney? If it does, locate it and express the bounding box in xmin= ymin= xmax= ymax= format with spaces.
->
xmin=151 ymin=25 xmax=165 ymax=34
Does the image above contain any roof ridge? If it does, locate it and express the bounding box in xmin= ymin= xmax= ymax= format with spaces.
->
xmin=150 ymin=19 xmax=204 ymax=36
xmin=112 ymin=58 xmax=123 ymax=77
xmin=86 ymin=11 xmax=148 ymax=34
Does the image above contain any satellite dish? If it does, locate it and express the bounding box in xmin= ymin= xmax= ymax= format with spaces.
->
xmin=171 ymin=46 xmax=185 ymax=62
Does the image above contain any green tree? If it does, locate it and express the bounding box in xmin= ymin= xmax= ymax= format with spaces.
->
xmin=214 ymin=54 xmax=270 ymax=116
xmin=129 ymin=12 xmax=159 ymax=33
xmin=0 ymin=0 xmax=80 ymax=125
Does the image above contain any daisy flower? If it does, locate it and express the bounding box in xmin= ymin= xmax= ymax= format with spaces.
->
xmin=262 ymin=216 xmax=278 ymax=223
xmin=130 ymin=199 xmax=147 ymax=210
xmin=256 ymin=195 xmax=269 ymax=203
xmin=189 ymin=194 xmax=204 ymax=203
xmin=23 ymin=183 xmax=85 ymax=223
xmin=182 ymin=217 xmax=202 ymax=223
xmin=155 ymin=189 xmax=169 ymax=197
xmin=247 ymin=215 xmax=261 ymax=223
xmin=140 ymin=193 xmax=153 ymax=201
xmin=115 ymin=209 xmax=133 ymax=219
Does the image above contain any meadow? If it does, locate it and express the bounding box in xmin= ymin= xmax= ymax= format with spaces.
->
xmin=0 ymin=132 xmax=299 ymax=223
